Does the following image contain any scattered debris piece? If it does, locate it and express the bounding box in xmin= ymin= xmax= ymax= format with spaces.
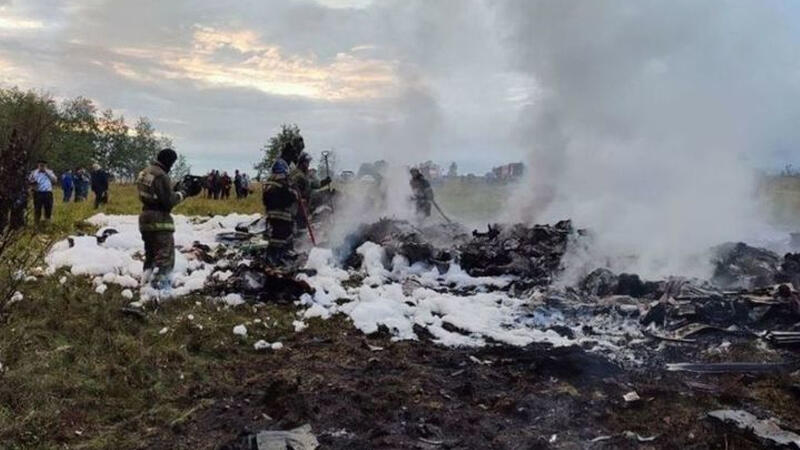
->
xmin=233 ymin=324 xmax=248 ymax=337
xmin=623 ymin=431 xmax=657 ymax=442
xmin=8 ymin=291 xmax=23 ymax=304
xmin=239 ymin=424 xmax=319 ymax=450
xmin=666 ymin=361 xmax=797 ymax=374
xmin=765 ymin=330 xmax=800 ymax=347
xmin=622 ymin=391 xmax=640 ymax=403
xmin=120 ymin=307 xmax=147 ymax=321
xmin=708 ymin=409 xmax=800 ymax=448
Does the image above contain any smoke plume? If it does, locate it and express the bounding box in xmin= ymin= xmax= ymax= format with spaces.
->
xmin=498 ymin=1 xmax=800 ymax=279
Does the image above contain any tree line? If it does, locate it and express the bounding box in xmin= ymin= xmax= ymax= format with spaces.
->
xmin=0 ymin=87 xmax=186 ymax=181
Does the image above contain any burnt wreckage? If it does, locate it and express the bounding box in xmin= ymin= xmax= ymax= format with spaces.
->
xmin=213 ymin=216 xmax=800 ymax=349
xmin=177 ymin=215 xmax=800 ymax=447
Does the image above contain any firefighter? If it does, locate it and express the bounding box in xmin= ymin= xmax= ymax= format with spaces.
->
xmin=136 ymin=149 xmax=201 ymax=289
xmin=262 ymin=159 xmax=297 ymax=266
xmin=409 ymin=168 xmax=433 ymax=218
xmin=290 ymin=152 xmax=313 ymax=228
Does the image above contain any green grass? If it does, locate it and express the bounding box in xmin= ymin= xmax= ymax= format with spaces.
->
xmin=0 ymin=184 xmax=287 ymax=448
xmin=433 ymin=179 xmax=512 ymax=224
xmin=762 ymin=174 xmax=800 ymax=226
xmin=0 ymin=271 xmax=299 ymax=448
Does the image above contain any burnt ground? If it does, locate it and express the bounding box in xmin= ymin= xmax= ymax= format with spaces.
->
xmin=144 ymin=316 xmax=800 ymax=449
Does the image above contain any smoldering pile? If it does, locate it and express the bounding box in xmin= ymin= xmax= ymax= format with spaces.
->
xmin=334 ymin=218 xmax=577 ymax=290
xmin=288 ymin=217 xmax=800 ymax=364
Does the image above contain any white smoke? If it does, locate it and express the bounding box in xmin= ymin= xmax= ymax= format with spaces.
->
xmin=498 ymin=1 xmax=800 ymax=279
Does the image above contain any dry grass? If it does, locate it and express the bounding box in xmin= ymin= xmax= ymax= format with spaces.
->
xmin=0 ymin=183 xmax=291 ymax=449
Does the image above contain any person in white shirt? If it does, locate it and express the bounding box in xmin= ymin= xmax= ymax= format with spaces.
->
xmin=28 ymin=159 xmax=57 ymax=228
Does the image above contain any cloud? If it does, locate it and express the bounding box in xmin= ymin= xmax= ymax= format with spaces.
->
xmin=0 ymin=16 xmax=43 ymax=30
xmin=106 ymin=26 xmax=399 ymax=101
xmin=0 ymin=0 xmax=795 ymax=181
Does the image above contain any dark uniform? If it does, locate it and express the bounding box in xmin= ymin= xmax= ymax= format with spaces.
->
xmin=289 ymin=165 xmax=312 ymax=228
xmin=263 ymin=159 xmax=297 ymax=263
xmin=410 ymin=170 xmax=434 ymax=218
xmin=136 ymin=150 xmax=184 ymax=287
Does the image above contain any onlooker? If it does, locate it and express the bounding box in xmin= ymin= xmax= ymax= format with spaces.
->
xmin=211 ymin=170 xmax=221 ymax=199
xmin=234 ymin=170 xmax=243 ymax=199
xmin=28 ymin=160 xmax=56 ymax=228
xmin=221 ymin=171 xmax=232 ymax=199
xmin=241 ymin=173 xmax=250 ymax=197
xmin=74 ymin=167 xmax=89 ymax=201
xmin=0 ymin=187 xmax=27 ymax=232
xmin=90 ymin=163 xmax=109 ymax=209
xmin=61 ymin=169 xmax=74 ymax=202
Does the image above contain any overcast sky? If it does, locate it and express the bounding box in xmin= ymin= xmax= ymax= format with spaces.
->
xmin=0 ymin=0 xmax=798 ymax=175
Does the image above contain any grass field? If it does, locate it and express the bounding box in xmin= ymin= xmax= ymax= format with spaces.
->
xmin=0 ymin=185 xmax=304 ymax=448
xmin=0 ymin=180 xmax=509 ymax=449
xmin=763 ymin=174 xmax=800 ymax=226
xmin=0 ymin=176 xmax=798 ymax=448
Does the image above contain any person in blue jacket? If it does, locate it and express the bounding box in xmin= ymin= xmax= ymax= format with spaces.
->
xmin=61 ymin=169 xmax=74 ymax=202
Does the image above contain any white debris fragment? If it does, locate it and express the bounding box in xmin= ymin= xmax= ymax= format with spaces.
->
xmin=271 ymin=342 xmax=283 ymax=350
xmin=623 ymin=391 xmax=641 ymax=403
xmin=95 ymin=284 xmax=107 ymax=295
xmin=121 ymin=289 xmax=134 ymax=299
xmin=214 ymin=270 xmax=234 ymax=281
xmin=221 ymin=293 xmax=245 ymax=306
xmin=254 ymin=340 xmax=270 ymax=350
xmin=159 ymin=327 xmax=169 ymax=335
xmin=233 ymin=324 xmax=247 ymax=337
xmin=708 ymin=410 xmax=800 ymax=447
xmin=24 ymin=276 xmax=37 ymax=282
xmin=59 ymin=276 xmax=67 ymax=285
xmin=187 ymin=314 xmax=194 ymax=321
xmin=9 ymin=291 xmax=23 ymax=305
xmin=293 ymin=320 xmax=308 ymax=332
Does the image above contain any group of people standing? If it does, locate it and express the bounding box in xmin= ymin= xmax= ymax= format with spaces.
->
xmin=203 ymin=170 xmax=251 ymax=200
xmin=59 ymin=164 xmax=110 ymax=208
xmin=0 ymin=161 xmax=111 ymax=232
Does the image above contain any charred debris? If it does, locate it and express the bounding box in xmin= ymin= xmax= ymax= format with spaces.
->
xmin=209 ymin=216 xmax=800 ymax=352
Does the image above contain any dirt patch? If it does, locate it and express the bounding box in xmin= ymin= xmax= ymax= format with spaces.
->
xmin=138 ymin=315 xmax=799 ymax=449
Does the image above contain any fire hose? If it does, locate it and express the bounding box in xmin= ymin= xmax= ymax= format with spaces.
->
xmin=431 ymin=198 xmax=452 ymax=224
xmin=321 ymin=150 xmax=334 ymax=214
xmin=297 ymin=196 xmax=317 ymax=246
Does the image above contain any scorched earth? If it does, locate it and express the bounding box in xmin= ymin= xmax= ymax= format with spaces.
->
xmin=35 ymin=212 xmax=800 ymax=449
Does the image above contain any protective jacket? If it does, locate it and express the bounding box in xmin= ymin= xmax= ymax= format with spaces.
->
xmin=410 ymin=176 xmax=433 ymax=201
xmin=136 ymin=161 xmax=184 ymax=232
xmin=263 ymin=170 xmax=297 ymax=248
xmin=289 ymin=167 xmax=311 ymax=205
